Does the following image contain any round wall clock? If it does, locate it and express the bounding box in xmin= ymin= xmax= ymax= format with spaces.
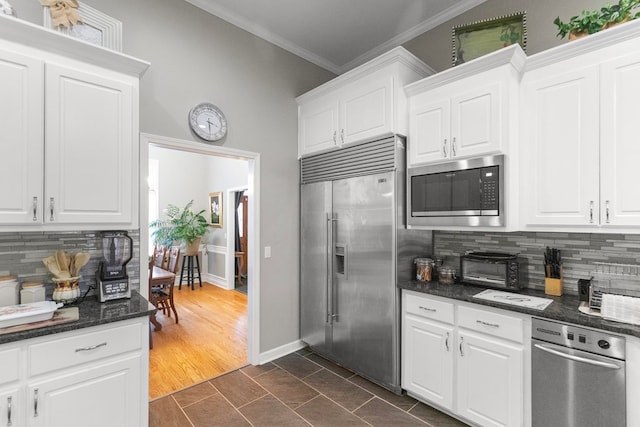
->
xmin=188 ymin=102 xmax=227 ymax=141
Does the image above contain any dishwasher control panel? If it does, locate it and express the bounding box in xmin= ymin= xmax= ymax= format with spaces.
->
xmin=532 ymin=317 xmax=625 ymax=360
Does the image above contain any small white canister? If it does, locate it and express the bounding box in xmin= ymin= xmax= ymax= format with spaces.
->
xmin=20 ymin=282 xmax=45 ymax=304
xmin=0 ymin=276 xmax=19 ymax=307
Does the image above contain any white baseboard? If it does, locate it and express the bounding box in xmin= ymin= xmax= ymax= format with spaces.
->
xmin=257 ymin=340 xmax=306 ymax=365
xmin=202 ymin=272 xmax=230 ymax=289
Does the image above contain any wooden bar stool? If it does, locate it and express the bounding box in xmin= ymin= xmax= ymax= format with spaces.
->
xmin=179 ymin=254 xmax=202 ymax=290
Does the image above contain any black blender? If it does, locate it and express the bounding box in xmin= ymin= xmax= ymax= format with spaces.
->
xmin=96 ymin=231 xmax=133 ymax=302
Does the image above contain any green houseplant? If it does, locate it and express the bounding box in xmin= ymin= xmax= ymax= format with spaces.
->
xmin=554 ymin=0 xmax=640 ymax=40
xmin=150 ymin=200 xmax=209 ymax=254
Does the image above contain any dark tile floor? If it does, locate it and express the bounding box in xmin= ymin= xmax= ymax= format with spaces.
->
xmin=149 ymin=348 xmax=468 ymax=426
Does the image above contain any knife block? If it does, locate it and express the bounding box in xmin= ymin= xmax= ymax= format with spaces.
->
xmin=544 ymin=269 xmax=563 ymax=296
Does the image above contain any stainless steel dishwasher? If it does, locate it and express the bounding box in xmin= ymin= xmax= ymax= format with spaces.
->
xmin=532 ymin=317 xmax=626 ymax=427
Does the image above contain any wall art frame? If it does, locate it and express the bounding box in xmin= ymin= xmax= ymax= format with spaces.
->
xmin=43 ymin=1 xmax=122 ymax=51
xmin=208 ymin=192 xmax=223 ymax=228
xmin=452 ymin=11 xmax=527 ymax=66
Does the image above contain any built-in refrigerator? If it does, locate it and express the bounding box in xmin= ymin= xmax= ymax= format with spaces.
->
xmin=300 ymin=136 xmax=432 ymax=393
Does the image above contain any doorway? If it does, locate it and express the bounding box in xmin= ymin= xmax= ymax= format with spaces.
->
xmin=140 ymin=133 xmax=260 ymax=397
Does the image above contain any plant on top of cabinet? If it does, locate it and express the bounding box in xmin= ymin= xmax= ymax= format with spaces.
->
xmin=554 ymin=0 xmax=640 ymax=40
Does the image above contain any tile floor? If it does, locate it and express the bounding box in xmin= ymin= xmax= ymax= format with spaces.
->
xmin=149 ymin=348 xmax=468 ymax=426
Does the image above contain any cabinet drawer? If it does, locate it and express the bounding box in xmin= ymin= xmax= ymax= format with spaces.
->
xmin=458 ymin=305 xmax=523 ymax=343
xmin=28 ymin=322 xmax=142 ymax=376
xmin=405 ymin=293 xmax=454 ymax=324
xmin=0 ymin=347 xmax=20 ymax=385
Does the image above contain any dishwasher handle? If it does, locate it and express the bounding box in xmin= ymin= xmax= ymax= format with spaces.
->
xmin=533 ymin=343 xmax=622 ymax=369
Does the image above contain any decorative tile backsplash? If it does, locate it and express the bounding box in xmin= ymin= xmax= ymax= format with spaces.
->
xmin=432 ymin=231 xmax=640 ymax=295
xmin=0 ymin=230 xmax=140 ymax=299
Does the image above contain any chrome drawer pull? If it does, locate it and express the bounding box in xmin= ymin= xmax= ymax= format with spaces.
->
xmin=49 ymin=197 xmax=54 ymax=221
xmin=445 ymin=332 xmax=450 ymax=352
xmin=459 ymin=336 xmax=464 ymax=357
xmin=7 ymin=396 xmax=11 ymax=426
xmin=418 ymin=306 xmax=436 ymax=312
xmin=477 ymin=320 xmax=500 ymax=328
xmin=32 ymin=196 xmax=38 ymax=222
xmin=33 ymin=389 xmax=38 ymax=418
xmin=75 ymin=342 xmax=107 ymax=352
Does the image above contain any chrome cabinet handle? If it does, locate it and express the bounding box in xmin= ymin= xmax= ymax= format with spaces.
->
xmin=452 ymin=137 xmax=457 ymax=157
xmin=443 ymin=139 xmax=448 ymax=157
xmin=445 ymin=332 xmax=450 ymax=352
xmin=589 ymin=201 xmax=594 ymax=223
xmin=476 ymin=320 xmax=500 ymax=328
xmin=605 ymin=200 xmax=610 ymax=223
xmin=7 ymin=396 xmax=12 ymax=426
xmin=32 ymin=196 xmax=38 ymax=222
xmin=418 ymin=306 xmax=436 ymax=313
xmin=75 ymin=342 xmax=107 ymax=352
xmin=33 ymin=389 xmax=38 ymax=418
xmin=332 ymin=131 xmax=337 ymax=144
xmin=49 ymin=197 xmax=55 ymax=221
xmin=340 ymin=129 xmax=344 ymax=143
xmin=459 ymin=337 xmax=464 ymax=357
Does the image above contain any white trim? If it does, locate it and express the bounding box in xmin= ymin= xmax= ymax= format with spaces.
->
xmin=43 ymin=1 xmax=122 ymax=51
xmin=258 ymin=340 xmax=306 ymax=365
xmin=140 ymin=132 xmax=260 ymax=365
xmin=204 ymin=244 xmax=230 ymax=289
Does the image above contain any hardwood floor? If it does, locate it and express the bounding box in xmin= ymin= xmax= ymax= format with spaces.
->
xmin=149 ymin=282 xmax=248 ymax=400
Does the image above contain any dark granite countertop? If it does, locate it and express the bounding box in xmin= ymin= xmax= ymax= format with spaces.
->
xmin=399 ymin=280 xmax=640 ymax=339
xmin=0 ymin=290 xmax=155 ymax=345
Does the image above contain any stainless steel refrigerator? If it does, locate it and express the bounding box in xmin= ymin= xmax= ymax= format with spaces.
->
xmin=300 ymin=136 xmax=432 ymax=393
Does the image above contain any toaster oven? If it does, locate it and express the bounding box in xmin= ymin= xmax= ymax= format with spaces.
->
xmin=460 ymin=251 xmax=524 ymax=290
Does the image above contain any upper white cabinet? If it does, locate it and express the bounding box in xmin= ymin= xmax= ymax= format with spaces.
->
xmin=521 ymin=21 xmax=640 ymax=232
xmin=0 ymin=16 xmax=148 ymax=230
xmin=405 ymin=45 xmax=525 ymax=167
xmin=297 ymin=47 xmax=434 ymax=158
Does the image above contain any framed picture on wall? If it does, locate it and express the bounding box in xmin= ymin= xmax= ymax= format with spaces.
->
xmin=208 ymin=192 xmax=223 ymax=228
xmin=452 ymin=11 xmax=526 ymax=66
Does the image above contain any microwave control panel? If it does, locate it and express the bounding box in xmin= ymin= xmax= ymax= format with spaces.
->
xmin=480 ymin=165 xmax=499 ymax=212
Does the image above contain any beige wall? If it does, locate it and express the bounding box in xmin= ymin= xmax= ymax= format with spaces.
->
xmin=404 ymin=0 xmax=609 ymax=71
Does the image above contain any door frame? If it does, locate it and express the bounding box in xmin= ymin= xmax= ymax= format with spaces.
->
xmin=140 ymin=133 xmax=260 ymax=365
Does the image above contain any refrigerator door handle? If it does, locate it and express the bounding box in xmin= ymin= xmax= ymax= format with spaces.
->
xmin=327 ymin=213 xmax=338 ymax=324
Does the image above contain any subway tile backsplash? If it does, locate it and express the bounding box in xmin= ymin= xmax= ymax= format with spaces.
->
xmin=432 ymin=231 xmax=640 ymax=295
xmin=0 ymin=230 xmax=140 ymax=299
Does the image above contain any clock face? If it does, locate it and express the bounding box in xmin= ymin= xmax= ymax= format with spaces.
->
xmin=189 ymin=103 xmax=227 ymax=141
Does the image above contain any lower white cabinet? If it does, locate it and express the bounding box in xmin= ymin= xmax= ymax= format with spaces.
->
xmin=0 ymin=317 xmax=148 ymax=427
xmin=402 ymin=290 xmax=528 ymax=427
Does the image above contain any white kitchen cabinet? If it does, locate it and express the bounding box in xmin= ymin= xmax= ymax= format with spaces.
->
xmin=406 ymin=45 xmax=524 ymax=167
xmin=0 ymin=317 xmax=148 ymax=427
xmin=521 ymin=36 xmax=640 ymax=231
xmin=402 ymin=291 xmax=528 ymax=427
xmin=0 ymin=17 xmax=148 ymax=230
xmin=297 ymin=47 xmax=433 ymax=158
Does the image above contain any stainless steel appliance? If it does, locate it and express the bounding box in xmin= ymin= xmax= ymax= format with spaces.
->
xmin=407 ymin=154 xmax=504 ymax=227
xmin=532 ymin=317 xmax=626 ymax=427
xmin=96 ymin=231 xmax=133 ymax=302
xmin=300 ymin=136 xmax=432 ymax=393
xmin=460 ymin=251 xmax=524 ymax=290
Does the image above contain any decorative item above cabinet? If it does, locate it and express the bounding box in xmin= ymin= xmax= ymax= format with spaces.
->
xmin=297 ymin=47 xmax=434 ymax=158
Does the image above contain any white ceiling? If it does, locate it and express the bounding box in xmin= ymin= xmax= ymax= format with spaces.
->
xmin=184 ymin=0 xmax=486 ymax=74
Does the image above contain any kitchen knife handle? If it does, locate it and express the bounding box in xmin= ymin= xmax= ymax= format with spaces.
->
xmin=605 ymin=200 xmax=610 ymax=223
xmin=442 ymin=139 xmax=448 ymax=157
xmin=32 ymin=196 xmax=38 ymax=222
xmin=7 ymin=396 xmax=12 ymax=426
xmin=33 ymin=389 xmax=38 ymax=418
xmin=49 ymin=197 xmax=55 ymax=221
xmin=452 ymin=137 xmax=457 ymax=157
xmin=589 ymin=201 xmax=594 ymax=223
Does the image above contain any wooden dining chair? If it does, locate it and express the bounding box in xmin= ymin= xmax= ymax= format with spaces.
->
xmin=149 ymin=246 xmax=180 ymax=323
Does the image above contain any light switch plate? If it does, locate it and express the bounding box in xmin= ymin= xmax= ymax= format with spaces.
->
xmin=264 ymin=246 xmax=271 ymax=258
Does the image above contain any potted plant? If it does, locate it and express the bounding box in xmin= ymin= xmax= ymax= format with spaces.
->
xmin=150 ymin=200 xmax=209 ymax=255
xmin=554 ymin=0 xmax=640 ymax=40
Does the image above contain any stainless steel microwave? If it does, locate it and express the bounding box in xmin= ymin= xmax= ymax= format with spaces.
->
xmin=407 ymin=154 xmax=505 ymax=227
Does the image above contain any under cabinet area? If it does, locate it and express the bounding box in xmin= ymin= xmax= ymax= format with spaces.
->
xmin=405 ymin=45 xmax=524 ymax=167
xmin=297 ymin=46 xmax=433 ymax=158
xmin=0 ymin=19 xmax=148 ymax=231
xmin=402 ymin=290 xmax=529 ymax=427
xmin=0 ymin=317 xmax=147 ymax=427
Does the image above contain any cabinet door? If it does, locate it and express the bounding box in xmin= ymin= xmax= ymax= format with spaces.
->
xmin=521 ymin=67 xmax=600 ymax=226
xmin=408 ymin=98 xmax=450 ymax=165
xmin=600 ymin=53 xmax=640 ymax=227
xmin=457 ymin=331 xmax=523 ymax=427
xmin=402 ymin=314 xmax=454 ymax=410
xmin=340 ymin=75 xmax=393 ymax=145
xmin=450 ymin=82 xmax=501 ymax=159
xmin=44 ymin=63 xmax=135 ymax=225
xmin=299 ymin=95 xmax=339 ymax=157
xmin=27 ymin=355 xmax=141 ymax=427
xmin=0 ymin=388 xmax=21 ymax=427
xmin=0 ymin=50 xmax=44 ymax=224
